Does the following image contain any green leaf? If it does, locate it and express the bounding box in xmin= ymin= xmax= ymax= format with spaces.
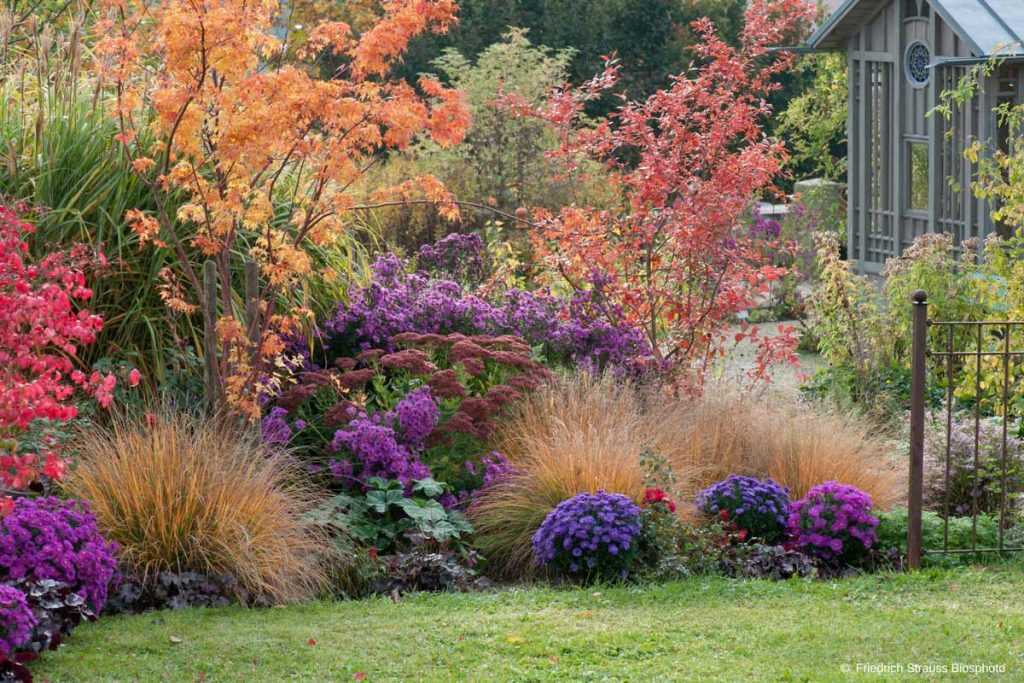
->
xmin=412 ymin=477 xmax=447 ymax=498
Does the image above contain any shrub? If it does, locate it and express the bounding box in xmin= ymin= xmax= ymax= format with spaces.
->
xmin=788 ymin=482 xmax=879 ymax=564
xmin=0 ymin=586 xmax=34 ymax=658
xmin=532 ymin=491 xmax=642 ymax=582
xmin=0 ymin=205 xmax=117 ymax=492
xmin=470 ymin=374 xmax=689 ymax=579
xmin=62 ymin=410 xmax=330 ymax=605
xmin=669 ymin=390 xmax=903 ymax=509
xmin=875 ymin=508 xmax=1001 ymax=562
xmin=0 ymin=497 xmax=119 ymax=613
xmin=696 ymin=475 xmax=790 ymax=543
xmin=924 ymin=414 xmax=1024 ymax=518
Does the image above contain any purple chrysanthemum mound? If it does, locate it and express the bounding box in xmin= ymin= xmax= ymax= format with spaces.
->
xmin=787 ymin=481 xmax=879 ymax=561
xmin=532 ymin=491 xmax=642 ymax=582
xmin=0 ymin=497 xmax=119 ymax=613
xmin=0 ymin=585 xmax=35 ymax=658
xmin=696 ymin=475 xmax=790 ymax=543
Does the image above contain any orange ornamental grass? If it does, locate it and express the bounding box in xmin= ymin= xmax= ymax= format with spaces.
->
xmin=63 ymin=410 xmax=332 ymax=604
xmin=668 ymin=390 xmax=905 ymax=510
xmin=93 ymin=0 xmax=470 ymax=417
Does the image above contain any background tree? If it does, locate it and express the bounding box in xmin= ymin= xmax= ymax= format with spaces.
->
xmin=94 ymin=0 xmax=471 ymax=417
xmin=313 ymin=0 xmax=747 ymax=108
xmin=522 ymin=0 xmax=816 ymax=390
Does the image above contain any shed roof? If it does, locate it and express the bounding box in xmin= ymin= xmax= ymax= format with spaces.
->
xmin=808 ymin=0 xmax=1024 ymax=57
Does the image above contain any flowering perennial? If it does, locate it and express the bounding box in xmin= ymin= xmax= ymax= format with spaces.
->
xmin=532 ymin=491 xmax=642 ymax=581
xmin=787 ymin=481 xmax=879 ymax=561
xmin=0 ymin=585 xmax=35 ymax=658
xmin=696 ymin=475 xmax=790 ymax=543
xmin=325 ymin=249 xmax=652 ymax=374
xmin=0 ymin=497 xmax=119 ymax=612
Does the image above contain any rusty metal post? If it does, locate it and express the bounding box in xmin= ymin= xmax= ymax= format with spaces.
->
xmin=908 ymin=290 xmax=928 ymax=569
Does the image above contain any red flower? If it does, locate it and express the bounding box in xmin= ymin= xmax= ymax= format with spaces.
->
xmin=643 ymin=487 xmax=677 ymax=512
xmin=719 ymin=509 xmax=730 ymax=521
xmin=0 ymin=497 xmax=13 ymax=517
xmin=128 ymin=368 xmax=142 ymax=387
xmin=644 ymin=488 xmax=666 ymax=504
xmin=736 ymin=529 xmax=748 ymax=541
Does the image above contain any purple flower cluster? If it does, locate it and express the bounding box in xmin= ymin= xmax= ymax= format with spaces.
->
xmin=696 ymin=475 xmax=790 ymax=543
xmin=532 ymin=491 xmax=642 ymax=581
xmin=466 ymin=451 xmax=515 ymax=490
xmin=750 ymin=208 xmax=782 ymax=239
xmin=787 ymin=482 xmax=879 ymax=560
xmin=415 ymin=232 xmax=489 ymax=286
xmin=324 ymin=245 xmax=653 ymax=374
xmin=0 ymin=497 xmax=119 ymax=612
xmin=329 ymin=388 xmax=440 ymax=488
xmin=261 ymin=407 xmax=293 ymax=446
xmin=394 ymin=387 xmax=439 ymax=449
xmin=0 ymin=585 xmax=35 ymax=657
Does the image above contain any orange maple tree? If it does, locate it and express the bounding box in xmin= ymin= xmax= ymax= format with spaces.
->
xmin=94 ymin=0 xmax=470 ymax=416
xmin=523 ymin=0 xmax=815 ymax=390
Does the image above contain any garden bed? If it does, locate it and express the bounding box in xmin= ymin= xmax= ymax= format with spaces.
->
xmin=35 ymin=566 xmax=1024 ymax=681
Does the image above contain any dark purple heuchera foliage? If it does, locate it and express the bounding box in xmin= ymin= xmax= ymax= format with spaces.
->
xmin=324 ymin=243 xmax=653 ymax=375
xmin=329 ymin=387 xmax=440 ymax=489
xmin=787 ymin=482 xmax=879 ymax=561
xmin=0 ymin=585 xmax=35 ymax=658
xmin=415 ymin=232 xmax=489 ymax=286
xmin=0 ymin=498 xmax=119 ymax=613
xmin=696 ymin=475 xmax=790 ymax=543
xmin=532 ymin=491 xmax=643 ymax=581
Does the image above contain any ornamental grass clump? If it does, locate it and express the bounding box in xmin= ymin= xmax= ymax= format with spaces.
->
xmin=470 ymin=374 xmax=688 ymax=579
xmin=788 ymin=482 xmax=879 ymax=563
xmin=63 ymin=410 xmax=330 ymax=605
xmin=696 ymin=475 xmax=790 ymax=543
xmin=532 ymin=492 xmax=642 ymax=582
xmin=670 ymin=391 xmax=903 ymax=509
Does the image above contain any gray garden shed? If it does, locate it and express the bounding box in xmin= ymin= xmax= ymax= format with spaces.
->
xmin=807 ymin=0 xmax=1024 ymax=272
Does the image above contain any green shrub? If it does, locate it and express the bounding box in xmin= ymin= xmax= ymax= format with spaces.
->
xmin=875 ymin=508 xmax=1001 ymax=565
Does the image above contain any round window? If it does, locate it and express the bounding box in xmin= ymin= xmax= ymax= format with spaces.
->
xmin=905 ymin=41 xmax=931 ymax=87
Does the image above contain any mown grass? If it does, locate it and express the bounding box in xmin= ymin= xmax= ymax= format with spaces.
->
xmin=36 ymin=566 xmax=1024 ymax=682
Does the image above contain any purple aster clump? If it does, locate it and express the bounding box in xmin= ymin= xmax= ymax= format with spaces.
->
xmin=324 ymin=254 xmax=500 ymax=352
xmin=0 ymin=585 xmax=35 ymax=658
xmin=750 ymin=208 xmax=782 ymax=239
xmin=480 ymin=452 xmax=514 ymax=489
xmin=0 ymin=497 xmax=119 ymax=613
xmin=393 ymin=387 xmax=440 ymax=449
xmin=532 ymin=491 xmax=642 ymax=582
xmin=696 ymin=475 xmax=790 ymax=543
xmin=260 ymin=407 xmax=293 ymax=446
xmin=330 ymin=416 xmax=431 ymax=489
xmin=787 ymin=482 xmax=879 ymax=562
xmin=323 ymin=245 xmax=653 ymax=375
xmin=415 ymin=232 xmax=490 ymax=286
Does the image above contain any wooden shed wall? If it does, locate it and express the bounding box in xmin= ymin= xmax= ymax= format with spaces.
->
xmin=844 ymin=0 xmax=1016 ymax=272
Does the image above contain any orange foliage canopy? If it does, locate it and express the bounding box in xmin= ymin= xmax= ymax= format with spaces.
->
xmin=93 ymin=0 xmax=470 ymax=415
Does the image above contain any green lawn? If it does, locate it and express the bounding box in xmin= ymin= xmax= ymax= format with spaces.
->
xmin=35 ymin=567 xmax=1024 ymax=682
